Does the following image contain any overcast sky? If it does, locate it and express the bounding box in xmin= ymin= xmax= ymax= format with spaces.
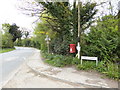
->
xmin=0 ymin=0 xmax=119 ymax=32
xmin=0 ymin=0 xmax=37 ymax=31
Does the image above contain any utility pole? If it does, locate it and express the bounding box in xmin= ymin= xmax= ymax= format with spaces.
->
xmin=77 ymin=2 xmax=81 ymax=59
xmin=118 ymin=1 xmax=120 ymax=32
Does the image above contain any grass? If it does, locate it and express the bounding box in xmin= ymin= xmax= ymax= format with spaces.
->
xmin=43 ymin=52 xmax=73 ymax=67
xmin=42 ymin=51 xmax=119 ymax=80
xmin=0 ymin=48 xmax=15 ymax=53
xmin=76 ymin=61 xmax=119 ymax=80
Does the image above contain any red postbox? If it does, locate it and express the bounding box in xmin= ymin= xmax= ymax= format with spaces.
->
xmin=69 ymin=44 xmax=76 ymax=53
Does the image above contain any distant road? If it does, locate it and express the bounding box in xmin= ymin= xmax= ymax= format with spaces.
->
xmin=0 ymin=47 xmax=36 ymax=87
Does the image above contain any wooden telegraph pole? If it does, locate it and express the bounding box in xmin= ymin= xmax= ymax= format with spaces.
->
xmin=118 ymin=1 xmax=120 ymax=32
xmin=77 ymin=2 xmax=81 ymax=59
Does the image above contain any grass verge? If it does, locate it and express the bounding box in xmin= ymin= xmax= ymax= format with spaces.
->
xmin=0 ymin=48 xmax=15 ymax=53
xmin=41 ymin=51 xmax=119 ymax=80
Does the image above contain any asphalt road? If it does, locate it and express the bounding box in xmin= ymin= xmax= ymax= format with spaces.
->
xmin=0 ymin=47 xmax=35 ymax=87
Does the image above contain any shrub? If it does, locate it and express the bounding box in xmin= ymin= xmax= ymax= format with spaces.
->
xmin=76 ymin=60 xmax=119 ymax=80
xmin=42 ymin=51 xmax=119 ymax=80
xmin=72 ymin=57 xmax=80 ymax=65
xmin=2 ymin=33 xmax=14 ymax=48
xmin=76 ymin=61 xmax=96 ymax=70
xmin=102 ymin=62 xmax=119 ymax=80
xmin=81 ymin=15 xmax=119 ymax=63
xmin=43 ymin=52 xmax=73 ymax=67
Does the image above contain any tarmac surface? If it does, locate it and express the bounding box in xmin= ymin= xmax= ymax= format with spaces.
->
xmin=3 ymin=48 xmax=118 ymax=88
xmin=0 ymin=47 xmax=35 ymax=88
xmin=27 ymin=49 xmax=118 ymax=88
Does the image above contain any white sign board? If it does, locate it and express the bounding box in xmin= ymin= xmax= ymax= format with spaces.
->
xmin=81 ymin=56 xmax=98 ymax=66
xmin=81 ymin=56 xmax=97 ymax=60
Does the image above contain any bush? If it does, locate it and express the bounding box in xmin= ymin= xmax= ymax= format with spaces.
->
xmin=72 ymin=57 xmax=80 ymax=65
xmin=101 ymin=62 xmax=119 ymax=79
xmin=42 ymin=51 xmax=119 ymax=80
xmin=81 ymin=15 xmax=119 ymax=63
xmin=50 ymin=38 xmax=70 ymax=55
xmin=1 ymin=33 xmax=14 ymax=48
xmin=76 ymin=61 xmax=96 ymax=70
xmin=42 ymin=52 xmax=73 ymax=67
xmin=76 ymin=61 xmax=119 ymax=80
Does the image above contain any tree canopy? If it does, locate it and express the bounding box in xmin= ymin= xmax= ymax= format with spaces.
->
xmin=81 ymin=15 xmax=119 ymax=63
xmin=34 ymin=2 xmax=98 ymax=55
xmin=9 ymin=23 xmax=22 ymax=42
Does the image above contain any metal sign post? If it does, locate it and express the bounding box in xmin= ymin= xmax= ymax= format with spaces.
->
xmin=45 ymin=35 xmax=51 ymax=53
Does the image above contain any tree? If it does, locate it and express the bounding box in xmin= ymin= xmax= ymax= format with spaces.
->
xmin=36 ymin=2 xmax=97 ymax=55
xmin=9 ymin=23 xmax=22 ymax=42
xmin=2 ymin=23 xmax=10 ymax=33
xmin=34 ymin=18 xmax=56 ymax=51
xmin=19 ymin=1 xmax=98 ymax=55
xmin=24 ymin=31 xmax=29 ymax=39
xmin=81 ymin=15 xmax=119 ymax=63
xmin=2 ymin=33 xmax=14 ymax=48
xmin=2 ymin=23 xmax=23 ymax=47
xmin=0 ymin=30 xmax=2 ymax=48
xmin=1 ymin=23 xmax=14 ymax=48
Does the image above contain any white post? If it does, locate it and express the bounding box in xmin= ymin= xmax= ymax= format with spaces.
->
xmin=81 ymin=58 xmax=82 ymax=65
xmin=77 ymin=42 xmax=80 ymax=59
xmin=96 ymin=60 xmax=98 ymax=66
xmin=77 ymin=2 xmax=81 ymax=59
